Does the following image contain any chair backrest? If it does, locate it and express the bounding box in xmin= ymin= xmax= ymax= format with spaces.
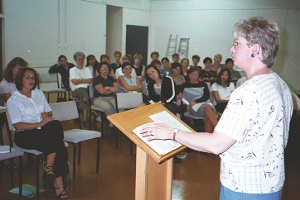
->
xmin=49 ymin=101 xmax=79 ymax=121
xmin=38 ymin=72 xmax=60 ymax=89
xmin=5 ymin=110 xmax=15 ymax=132
xmin=141 ymin=81 xmax=148 ymax=95
xmin=116 ymin=92 xmax=143 ymax=111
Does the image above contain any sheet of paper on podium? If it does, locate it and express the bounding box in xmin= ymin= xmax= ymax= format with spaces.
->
xmin=132 ymin=111 xmax=191 ymax=155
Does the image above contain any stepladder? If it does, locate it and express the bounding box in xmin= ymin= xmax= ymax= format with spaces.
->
xmin=166 ymin=34 xmax=178 ymax=58
xmin=178 ymin=38 xmax=190 ymax=58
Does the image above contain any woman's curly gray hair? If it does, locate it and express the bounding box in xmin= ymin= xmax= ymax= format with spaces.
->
xmin=233 ymin=16 xmax=279 ymax=68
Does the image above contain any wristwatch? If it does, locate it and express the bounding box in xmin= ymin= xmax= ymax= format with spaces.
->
xmin=173 ymin=128 xmax=179 ymax=141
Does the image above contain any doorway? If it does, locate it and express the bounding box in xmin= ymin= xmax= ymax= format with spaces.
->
xmin=106 ymin=5 xmax=122 ymax=61
xmin=126 ymin=25 xmax=148 ymax=66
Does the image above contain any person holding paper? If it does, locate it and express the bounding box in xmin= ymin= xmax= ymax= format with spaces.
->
xmin=140 ymin=17 xmax=293 ymax=200
xmin=178 ymin=67 xmax=218 ymax=133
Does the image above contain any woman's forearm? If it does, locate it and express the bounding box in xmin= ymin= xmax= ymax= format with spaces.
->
xmin=13 ymin=121 xmax=43 ymax=130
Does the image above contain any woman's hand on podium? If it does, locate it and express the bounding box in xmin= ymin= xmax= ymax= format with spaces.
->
xmin=140 ymin=123 xmax=174 ymax=141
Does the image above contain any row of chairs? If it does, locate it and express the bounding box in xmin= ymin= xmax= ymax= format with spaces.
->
xmin=1 ymin=101 xmax=101 ymax=197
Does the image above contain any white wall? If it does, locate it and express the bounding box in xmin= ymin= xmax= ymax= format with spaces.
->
xmin=106 ymin=5 xmax=123 ymax=60
xmin=3 ymin=0 xmax=299 ymax=91
xmin=150 ymin=0 xmax=300 ymax=91
xmin=3 ymin=0 xmax=150 ymax=67
xmin=4 ymin=0 xmax=59 ymax=66
xmin=4 ymin=0 xmax=106 ymax=67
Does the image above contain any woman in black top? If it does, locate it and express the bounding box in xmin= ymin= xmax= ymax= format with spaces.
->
xmin=92 ymin=62 xmax=119 ymax=117
xmin=145 ymin=65 xmax=178 ymax=114
xmin=132 ymin=54 xmax=145 ymax=78
xmin=49 ymin=55 xmax=75 ymax=89
xmin=200 ymin=57 xmax=217 ymax=84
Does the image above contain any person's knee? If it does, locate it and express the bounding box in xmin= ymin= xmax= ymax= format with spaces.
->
xmin=204 ymin=106 xmax=212 ymax=114
xmin=104 ymin=106 xmax=115 ymax=115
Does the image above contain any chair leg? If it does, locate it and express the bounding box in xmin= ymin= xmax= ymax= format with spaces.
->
xmin=72 ymin=144 xmax=76 ymax=180
xmin=101 ymin=113 xmax=105 ymax=138
xmin=96 ymin=138 xmax=100 ymax=173
xmin=0 ymin=162 xmax=2 ymax=185
xmin=78 ymin=143 xmax=81 ymax=165
xmin=116 ymin=131 xmax=119 ymax=149
xmin=68 ymin=90 xmax=72 ymax=101
xmin=10 ymin=158 xmax=14 ymax=187
xmin=35 ymin=155 xmax=40 ymax=195
xmin=19 ymin=156 xmax=23 ymax=197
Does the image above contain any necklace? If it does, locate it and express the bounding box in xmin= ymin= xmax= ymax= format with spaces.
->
xmin=154 ymin=80 xmax=162 ymax=88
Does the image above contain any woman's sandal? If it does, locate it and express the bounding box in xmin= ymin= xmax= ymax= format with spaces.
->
xmin=54 ymin=187 xmax=68 ymax=199
xmin=42 ymin=166 xmax=55 ymax=188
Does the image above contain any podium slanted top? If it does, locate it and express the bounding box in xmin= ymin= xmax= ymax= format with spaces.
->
xmin=107 ymin=103 xmax=194 ymax=163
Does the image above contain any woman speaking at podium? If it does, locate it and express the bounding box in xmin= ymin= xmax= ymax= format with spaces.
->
xmin=141 ymin=17 xmax=293 ymax=200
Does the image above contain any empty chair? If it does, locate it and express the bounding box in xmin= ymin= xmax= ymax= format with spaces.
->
xmin=49 ymin=101 xmax=101 ymax=179
xmin=115 ymin=92 xmax=143 ymax=154
xmin=38 ymin=72 xmax=67 ymax=102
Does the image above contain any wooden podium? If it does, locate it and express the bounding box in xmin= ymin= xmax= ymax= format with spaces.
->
xmin=107 ymin=103 xmax=193 ymax=200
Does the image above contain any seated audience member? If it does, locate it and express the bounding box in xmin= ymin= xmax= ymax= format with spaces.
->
xmin=7 ymin=67 xmax=69 ymax=199
xmin=225 ymin=58 xmax=241 ymax=81
xmin=0 ymin=57 xmax=28 ymax=103
xmin=122 ymin=54 xmax=132 ymax=64
xmin=211 ymin=68 xmax=235 ymax=114
xmin=236 ymin=76 xmax=247 ymax=88
xmin=211 ymin=53 xmax=225 ymax=74
xmin=86 ymin=55 xmax=98 ymax=77
xmin=171 ymin=53 xmax=180 ymax=68
xmin=0 ymin=57 xmax=27 ymax=167
xmin=92 ymin=62 xmax=119 ymax=121
xmin=144 ymin=65 xmax=178 ymax=115
xmin=99 ymin=54 xmax=115 ymax=78
xmin=115 ymin=54 xmax=136 ymax=79
xmin=178 ymin=67 xmax=218 ymax=133
xmin=180 ymin=58 xmax=190 ymax=82
xmin=118 ymin=62 xmax=142 ymax=92
xmin=109 ymin=51 xmax=122 ymax=73
xmin=200 ymin=57 xmax=217 ymax=84
xmin=100 ymin=54 xmax=110 ymax=63
xmin=161 ymin=57 xmax=172 ymax=76
xmin=170 ymin=62 xmax=186 ymax=90
xmin=191 ymin=55 xmax=202 ymax=70
xmin=151 ymin=60 xmax=166 ymax=76
xmin=132 ymin=54 xmax=145 ymax=77
xmin=49 ymin=55 xmax=75 ymax=89
xmin=150 ymin=51 xmax=160 ymax=62
xmin=69 ymin=51 xmax=92 ymax=127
